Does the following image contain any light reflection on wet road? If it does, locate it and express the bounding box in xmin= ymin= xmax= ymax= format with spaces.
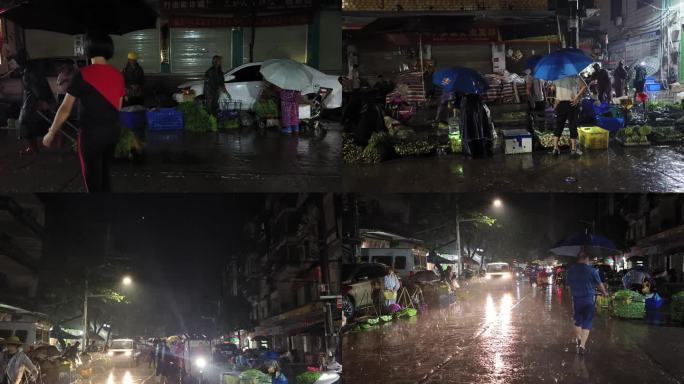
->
xmin=342 ymin=282 xmax=684 ymax=384
xmin=96 ymin=366 xmax=154 ymax=384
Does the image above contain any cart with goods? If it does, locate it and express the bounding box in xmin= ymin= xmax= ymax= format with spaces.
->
xmin=254 ymin=98 xmax=280 ymax=132
xmin=218 ymin=94 xmax=242 ymax=130
xmin=612 ymin=290 xmax=646 ymax=319
xmin=616 ymin=126 xmax=651 ymax=146
xmin=672 ymin=291 xmax=684 ymax=323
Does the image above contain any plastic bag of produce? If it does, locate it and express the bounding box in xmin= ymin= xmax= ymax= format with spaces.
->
xmin=295 ymin=371 xmax=322 ymax=384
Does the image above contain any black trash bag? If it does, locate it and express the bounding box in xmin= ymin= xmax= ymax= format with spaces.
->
xmin=460 ymin=94 xmax=493 ymax=158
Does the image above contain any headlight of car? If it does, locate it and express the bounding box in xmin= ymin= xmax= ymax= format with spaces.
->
xmin=503 ymin=273 xmax=511 ymax=279
xmin=124 ymin=351 xmax=132 ymax=356
xmin=107 ymin=351 xmax=114 ymax=356
xmin=485 ymin=274 xmax=492 ymax=279
xmin=195 ymin=357 xmax=207 ymax=369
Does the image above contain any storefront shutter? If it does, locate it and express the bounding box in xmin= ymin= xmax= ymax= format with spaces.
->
xmin=252 ymin=25 xmax=308 ymax=64
xmin=111 ymin=29 xmax=161 ymax=74
xmin=430 ymin=44 xmax=492 ymax=74
xmin=170 ymin=28 xmax=232 ymax=74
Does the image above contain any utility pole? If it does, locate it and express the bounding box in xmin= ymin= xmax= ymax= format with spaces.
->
xmin=568 ymin=0 xmax=579 ymax=48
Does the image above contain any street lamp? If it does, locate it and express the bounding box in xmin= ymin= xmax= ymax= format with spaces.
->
xmin=493 ymin=199 xmax=502 ymax=208
xmin=83 ymin=269 xmax=132 ymax=351
xmin=122 ymin=276 xmax=133 ymax=286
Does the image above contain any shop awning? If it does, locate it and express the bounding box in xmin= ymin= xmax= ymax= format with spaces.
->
xmin=624 ymin=225 xmax=684 ymax=258
xmin=254 ymin=302 xmax=325 ymax=337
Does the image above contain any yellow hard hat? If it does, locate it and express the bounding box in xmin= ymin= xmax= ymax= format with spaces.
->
xmin=127 ymin=52 xmax=138 ymax=60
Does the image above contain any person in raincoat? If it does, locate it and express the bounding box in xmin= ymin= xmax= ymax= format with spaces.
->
xmin=459 ymin=93 xmax=493 ymax=158
xmin=122 ymin=51 xmax=145 ymax=106
xmin=279 ymin=88 xmax=301 ymax=134
xmin=261 ymin=360 xmax=287 ymax=384
xmin=0 ymin=336 xmax=39 ymax=384
xmin=613 ymin=61 xmax=627 ymax=98
xmin=18 ymin=62 xmax=55 ymax=156
xmin=204 ymin=55 xmax=226 ymax=117
xmin=383 ymin=267 xmax=401 ymax=308
xmin=590 ymin=64 xmax=612 ymax=103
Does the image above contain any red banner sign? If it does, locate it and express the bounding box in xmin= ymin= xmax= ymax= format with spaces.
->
xmin=169 ymin=12 xmax=312 ymax=28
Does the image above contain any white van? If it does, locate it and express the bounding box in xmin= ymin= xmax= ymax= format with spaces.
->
xmin=0 ymin=320 xmax=52 ymax=347
xmin=359 ymin=248 xmax=422 ymax=279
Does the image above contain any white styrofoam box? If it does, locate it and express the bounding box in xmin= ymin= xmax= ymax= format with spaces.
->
xmin=503 ymin=129 xmax=533 ymax=154
xmin=299 ymin=104 xmax=312 ymax=120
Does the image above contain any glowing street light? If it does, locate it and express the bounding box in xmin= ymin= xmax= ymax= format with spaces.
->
xmin=493 ymin=199 xmax=503 ymax=208
xmin=122 ymin=276 xmax=133 ymax=286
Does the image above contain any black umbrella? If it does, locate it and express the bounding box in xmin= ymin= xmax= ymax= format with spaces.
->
xmin=1 ymin=0 xmax=157 ymax=35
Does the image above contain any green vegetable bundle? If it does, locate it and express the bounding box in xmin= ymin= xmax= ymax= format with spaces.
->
xmin=114 ymin=128 xmax=141 ymax=159
xmin=449 ymin=133 xmax=462 ymax=153
xmin=617 ymin=126 xmax=650 ymax=144
xmin=238 ymin=369 xmax=271 ymax=384
xmin=380 ymin=315 xmax=393 ymax=322
xmin=395 ymin=308 xmax=418 ymax=318
xmin=295 ymin=372 xmax=322 ymax=384
xmin=366 ymin=317 xmax=380 ymax=325
xmin=342 ymin=134 xmax=365 ymax=163
xmin=177 ymin=102 xmax=218 ymax=133
xmin=254 ymin=98 xmax=279 ymax=119
xmin=612 ymin=290 xmax=646 ymax=319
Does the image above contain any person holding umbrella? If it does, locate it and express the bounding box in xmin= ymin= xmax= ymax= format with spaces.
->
xmin=43 ymin=32 xmax=126 ymax=192
xmin=259 ymin=59 xmax=314 ymax=135
xmin=566 ymin=250 xmax=608 ymax=356
xmin=551 ymin=75 xmax=587 ymax=157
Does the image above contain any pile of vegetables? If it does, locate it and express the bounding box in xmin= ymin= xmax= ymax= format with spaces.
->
xmin=114 ymin=128 xmax=143 ymax=159
xmin=649 ymin=101 xmax=683 ymax=112
xmin=537 ymin=131 xmax=570 ymax=148
xmin=177 ymin=102 xmax=218 ymax=133
xmin=295 ymin=371 xmax=321 ymax=384
xmin=395 ymin=308 xmax=418 ymax=318
xmin=220 ymin=119 xmax=241 ymax=130
xmin=616 ymin=126 xmax=651 ymax=145
xmin=672 ymin=291 xmax=684 ymax=322
xmin=254 ymin=99 xmax=279 ymax=119
xmin=362 ymin=132 xmax=392 ymax=163
xmin=393 ymin=138 xmax=437 ymax=157
xmin=342 ymin=134 xmax=365 ymax=163
xmin=612 ymin=290 xmax=646 ymax=319
xmin=238 ymin=369 xmax=271 ymax=384
xmin=648 ymin=126 xmax=684 ymax=143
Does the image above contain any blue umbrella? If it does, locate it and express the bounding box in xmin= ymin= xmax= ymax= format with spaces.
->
xmin=549 ymin=233 xmax=621 ymax=257
xmin=533 ymin=48 xmax=593 ymax=81
xmin=433 ymin=66 xmax=488 ymax=95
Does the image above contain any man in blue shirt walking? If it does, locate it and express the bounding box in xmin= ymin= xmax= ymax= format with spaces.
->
xmin=566 ymin=250 xmax=608 ymax=355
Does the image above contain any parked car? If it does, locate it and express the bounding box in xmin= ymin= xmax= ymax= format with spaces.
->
xmin=405 ymin=270 xmax=454 ymax=306
xmin=107 ymin=339 xmax=142 ymax=367
xmin=0 ymin=57 xmax=87 ymax=117
xmin=341 ymin=263 xmax=389 ymax=320
xmin=172 ymin=62 xmax=342 ymax=111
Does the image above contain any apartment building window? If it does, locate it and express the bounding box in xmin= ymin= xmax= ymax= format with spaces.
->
xmin=610 ymin=0 xmax=622 ymax=20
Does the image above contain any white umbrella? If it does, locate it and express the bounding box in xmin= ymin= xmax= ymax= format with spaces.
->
xmin=259 ymin=58 xmax=314 ymax=92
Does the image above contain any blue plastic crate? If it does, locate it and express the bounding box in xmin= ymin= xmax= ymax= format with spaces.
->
xmin=596 ymin=116 xmax=624 ymax=133
xmin=646 ymin=83 xmax=662 ymax=92
xmin=146 ymin=108 xmax=184 ymax=131
xmin=120 ymin=111 xmax=147 ymax=130
xmin=645 ymin=297 xmax=665 ymax=310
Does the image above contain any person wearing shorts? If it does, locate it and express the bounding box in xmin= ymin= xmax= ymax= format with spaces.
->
xmin=566 ymin=250 xmax=608 ymax=355
xmin=552 ymin=75 xmax=587 ymax=157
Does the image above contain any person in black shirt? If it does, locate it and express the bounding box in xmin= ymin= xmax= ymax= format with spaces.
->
xmin=43 ymin=32 xmax=126 ymax=192
xmin=18 ymin=62 xmax=55 ymax=156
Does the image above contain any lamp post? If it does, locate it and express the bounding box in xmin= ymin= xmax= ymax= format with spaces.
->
xmin=82 ymin=269 xmax=132 ymax=351
xmin=456 ymin=199 xmax=503 ymax=275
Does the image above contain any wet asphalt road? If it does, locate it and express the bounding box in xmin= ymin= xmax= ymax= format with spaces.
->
xmin=342 ymin=144 xmax=684 ymax=193
xmin=94 ymin=364 xmax=155 ymax=384
xmin=0 ymin=124 xmax=341 ymax=192
xmin=341 ymin=281 xmax=684 ymax=384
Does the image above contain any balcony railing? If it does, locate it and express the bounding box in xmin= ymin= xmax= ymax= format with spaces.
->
xmin=342 ymin=0 xmax=548 ymax=11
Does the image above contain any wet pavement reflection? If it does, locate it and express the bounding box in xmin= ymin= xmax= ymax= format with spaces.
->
xmin=95 ymin=366 xmax=154 ymax=384
xmin=342 ymin=145 xmax=684 ymax=193
xmin=0 ymin=124 xmax=341 ymax=192
xmin=341 ymin=282 xmax=684 ymax=384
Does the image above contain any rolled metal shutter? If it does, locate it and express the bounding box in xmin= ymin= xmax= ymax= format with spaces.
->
xmin=170 ymin=28 xmax=232 ymax=74
xmin=430 ymin=44 xmax=492 ymax=74
xmin=111 ymin=29 xmax=161 ymax=74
